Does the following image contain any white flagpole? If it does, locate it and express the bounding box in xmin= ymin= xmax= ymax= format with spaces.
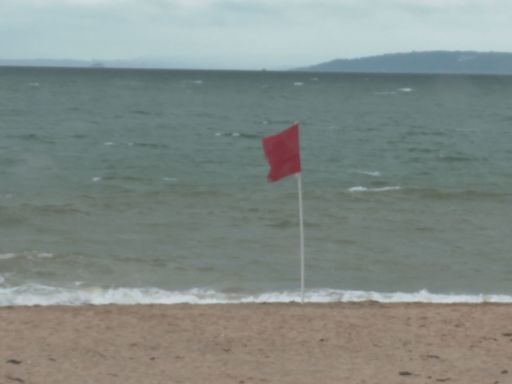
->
xmin=297 ymin=172 xmax=305 ymax=303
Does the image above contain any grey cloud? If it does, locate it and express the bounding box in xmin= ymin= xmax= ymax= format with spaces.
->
xmin=1 ymin=0 xmax=512 ymax=69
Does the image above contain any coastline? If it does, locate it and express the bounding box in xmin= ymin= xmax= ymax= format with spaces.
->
xmin=3 ymin=285 xmax=512 ymax=306
xmin=2 ymin=302 xmax=512 ymax=383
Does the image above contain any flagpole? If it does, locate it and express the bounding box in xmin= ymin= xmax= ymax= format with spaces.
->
xmin=261 ymin=122 xmax=303 ymax=303
xmin=297 ymin=172 xmax=305 ymax=303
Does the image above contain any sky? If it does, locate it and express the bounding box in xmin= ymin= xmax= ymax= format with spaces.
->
xmin=1 ymin=0 xmax=511 ymax=70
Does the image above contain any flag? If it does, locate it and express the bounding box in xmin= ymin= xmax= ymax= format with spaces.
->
xmin=262 ymin=123 xmax=301 ymax=182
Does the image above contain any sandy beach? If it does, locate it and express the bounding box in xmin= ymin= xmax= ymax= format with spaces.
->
xmin=1 ymin=303 xmax=512 ymax=384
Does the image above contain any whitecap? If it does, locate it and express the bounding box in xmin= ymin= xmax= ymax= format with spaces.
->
xmin=103 ymin=142 xmax=115 ymax=146
xmin=354 ymin=170 xmax=382 ymax=177
xmin=0 ymin=253 xmax=17 ymax=260
xmin=215 ymin=132 xmax=241 ymax=137
xmin=398 ymin=87 xmax=413 ymax=93
xmin=0 ymin=252 xmax=55 ymax=261
xmin=349 ymin=186 xmax=401 ymax=193
xmin=92 ymin=177 xmax=102 ymax=182
xmin=293 ymin=82 xmax=304 ymax=86
xmin=36 ymin=252 xmax=54 ymax=259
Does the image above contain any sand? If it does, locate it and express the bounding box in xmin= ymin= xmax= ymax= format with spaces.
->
xmin=1 ymin=303 xmax=512 ymax=384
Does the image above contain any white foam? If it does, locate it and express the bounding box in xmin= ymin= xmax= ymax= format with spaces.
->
xmin=1 ymin=286 xmax=511 ymax=307
xmin=103 ymin=142 xmax=115 ymax=146
xmin=293 ymin=82 xmax=304 ymax=86
xmin=349 ymin=186 xmax=401 ymax=193
xmin=0 ymin=253 xmax=17 ymax=260
xmin=354 ymin=170 xmax=382 ymax=177
xmin=92 ymin=176 xmax=102 ymax=182
xmin=0 ymin=252 xmax=55 ymax=261
xmin=37 ymin=252 xmax=54 ymax=259
xmin=215 ymin=132 xmax=241 ymax=137
xmin=398 ymin=87 xmax=413 ymax=93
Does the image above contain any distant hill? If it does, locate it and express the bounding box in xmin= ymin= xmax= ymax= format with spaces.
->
xmin=297 ymin=51 xmax=512 ymax=75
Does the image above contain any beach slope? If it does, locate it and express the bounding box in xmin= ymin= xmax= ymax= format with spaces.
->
xmin=1 ymin=303 xmax=512 ymax=383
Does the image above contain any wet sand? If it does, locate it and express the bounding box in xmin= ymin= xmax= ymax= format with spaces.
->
xmin=1 ymin=303 xmax=512 ymax=383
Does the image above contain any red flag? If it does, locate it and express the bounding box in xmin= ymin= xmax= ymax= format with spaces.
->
xmin=262 ymin=123 xmax=301 ymax=182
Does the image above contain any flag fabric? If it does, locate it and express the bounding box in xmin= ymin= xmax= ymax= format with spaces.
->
xmin=262 ymin=123 xmax=301 ymax=182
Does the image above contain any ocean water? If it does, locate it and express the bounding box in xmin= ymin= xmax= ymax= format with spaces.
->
xmin=1 ymin=67 xmax=512 ymax=305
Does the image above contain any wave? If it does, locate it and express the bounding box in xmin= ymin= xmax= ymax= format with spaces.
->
xmin=0 ymin=253 xmax=17 ymax=260
xmin=438 ymin=154 xmax=478 ymax=162
xmin=130 ymin=109 xmax=152 ymax=116
xmin=103 ymin=141 xmax=169 ymax=149
xmin=1 ymin=286 xmax=511 ymax=306
xmin=373 ymin=91 xmax=397 ymax=96
xmin=0 ymin=204 xmax=83 ymax=227
xmin=89 ymin=174 xmax=152 ymax=184
xmin=8 ymin=133 xmax=55 ymax=144
xmin=353 ymin=170 xmax=382 ymax=177
xmin=349 ymin=186 xmax=401 ymax=193
xmin=131 ymin=142 xmax=169 ymax=149
xmin=346 ymin=186 xmax=512 ymax=200
xmin=214 ymin=132 xmax=260 ymax=139
xmin=409 ymin=188 xmax=512 ymax=201
xmin=6 ymin=203 xmax=84 ymax=215
xmin=0 ymin=252 xmax=55 ymax=261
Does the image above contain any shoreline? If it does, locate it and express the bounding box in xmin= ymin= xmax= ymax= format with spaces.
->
xmin=2 ymin=302 xmax=512 ymax=383
xmin=3 ymin=285 xmax=512 ymax=306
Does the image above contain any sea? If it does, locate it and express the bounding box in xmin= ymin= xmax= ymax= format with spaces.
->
xmin=1 ymin=66 xmax=512 ymax=305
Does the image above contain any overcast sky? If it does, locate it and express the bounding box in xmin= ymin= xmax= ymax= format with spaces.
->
xmin=1 ymin=0 xmax=511 ymax=69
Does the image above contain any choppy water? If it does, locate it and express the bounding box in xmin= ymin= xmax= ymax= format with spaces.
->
xmin=1 ymin=67 xmax=512 ymax=305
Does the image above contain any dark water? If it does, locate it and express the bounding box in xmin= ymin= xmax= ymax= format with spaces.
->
xmin=1 ymin=67 xmax=512 ymax=304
